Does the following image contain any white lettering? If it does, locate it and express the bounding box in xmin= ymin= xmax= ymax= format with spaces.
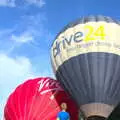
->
xmin=37 ymin=78 xmax=63 ymax=94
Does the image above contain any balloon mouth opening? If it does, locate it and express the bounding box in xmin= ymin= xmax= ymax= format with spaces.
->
xmin=87 ymin=115 xmax=106 ymax=120
xmin=80 ymin=103 xmax=114 ymax=118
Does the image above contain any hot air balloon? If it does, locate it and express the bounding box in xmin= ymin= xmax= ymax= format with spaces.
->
xmin=4 ymin=77 xmax=78 ymax=120
xmin=51 ymin=15 xmax=120 ymax=120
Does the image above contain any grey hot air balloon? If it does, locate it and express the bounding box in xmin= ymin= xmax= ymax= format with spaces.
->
xmin=51 ymin=15 xmax=120 ymax=120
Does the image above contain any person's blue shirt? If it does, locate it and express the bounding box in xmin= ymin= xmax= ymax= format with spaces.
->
xmin=57 ymin=111 xmax=70 ymax=120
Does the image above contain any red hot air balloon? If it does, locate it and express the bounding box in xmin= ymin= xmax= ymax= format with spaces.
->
xmin=4 ymin=77 xmax=78 ymax=120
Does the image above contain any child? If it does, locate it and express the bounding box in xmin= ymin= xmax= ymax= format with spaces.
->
xmin=57 ymin=102 xmax=70 ymax=120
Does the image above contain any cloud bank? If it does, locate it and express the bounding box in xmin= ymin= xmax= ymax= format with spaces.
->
xmin=0 ymin=54 xmax=35 ymax=118
xmin=0 ymin=0 xmax=45 ymax=7
xmin=0 ymin=0 xmax=15 ymax=7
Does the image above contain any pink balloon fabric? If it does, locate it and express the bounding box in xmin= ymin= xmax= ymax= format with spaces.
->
xmin=4 ymin=77 xmax=78 ymax=120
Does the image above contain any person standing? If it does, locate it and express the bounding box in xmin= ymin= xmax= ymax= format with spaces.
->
xmin=57 ymin=102 xmax=70 ymax=120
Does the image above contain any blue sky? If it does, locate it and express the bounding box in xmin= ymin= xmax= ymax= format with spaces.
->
xmin=0 ymin=0 xmax=120 ymax=119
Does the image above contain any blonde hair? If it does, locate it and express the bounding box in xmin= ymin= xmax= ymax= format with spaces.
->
xmin=61 ymin=102 xmax=67 ymax=110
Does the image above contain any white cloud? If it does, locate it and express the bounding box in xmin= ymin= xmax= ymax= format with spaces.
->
xmin=0 ymin=0 xmax=16 ymax=7
xmin=11 ymin=31 xmax=34 ymax=43
xmin=0 ymin=53 xmax=35 ymax=119
xmin=25 ymin=0 xmax=45 ymax=7
xmin=0 ymin=0 xmax=46 ymax=8
xmin=8 ymin=14 xmax=52 ymax=49
xmin=0 ymin=53 xmax=35 ymax=93
xmin=0 ymin=13 xmax=50 ymax=54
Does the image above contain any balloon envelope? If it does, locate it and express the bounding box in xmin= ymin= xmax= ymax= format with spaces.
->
xmin=51 ymin=15 xmax=120 ymax=118
xmin=4 ymin=77 xmax=78 ymax=120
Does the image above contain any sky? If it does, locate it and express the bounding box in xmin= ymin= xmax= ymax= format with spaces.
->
xmin=0 ymin=0 xmax=120 ymax=119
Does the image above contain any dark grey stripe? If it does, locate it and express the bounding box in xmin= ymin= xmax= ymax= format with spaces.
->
xmin=56 ymin=52 xmax=120 ymax=107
